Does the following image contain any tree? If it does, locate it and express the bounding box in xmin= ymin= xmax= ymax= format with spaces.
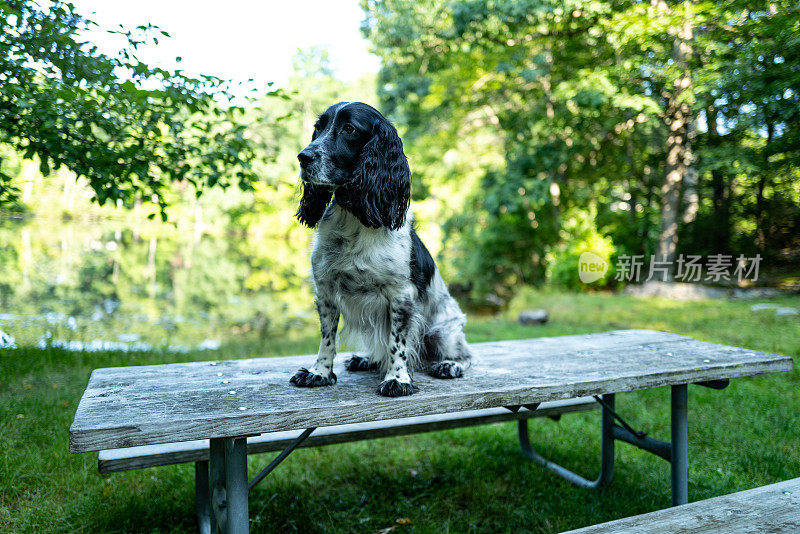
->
xmin=0 ymin=0 xmax=281 ymax=217
xmin=708 ymin=2 xmax=800 ymax=254
xmin=363 ymin=0 xmax=800 ymax=295
xmin=656 ymin=1 xmax=695 ymax=273
xmin=363 ymin=0 xmax=665 ymax=297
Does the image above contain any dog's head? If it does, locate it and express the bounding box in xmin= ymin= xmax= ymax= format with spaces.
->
xmin=296 ymin=102 xmax=411 ymax=230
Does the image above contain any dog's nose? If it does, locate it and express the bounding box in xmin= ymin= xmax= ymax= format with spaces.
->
xmin=297 ymin=148 xmax=315 ymax=168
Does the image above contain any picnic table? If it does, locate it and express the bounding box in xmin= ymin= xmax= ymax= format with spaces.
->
xmin=69 ymin=329 xmax=793 ymax=533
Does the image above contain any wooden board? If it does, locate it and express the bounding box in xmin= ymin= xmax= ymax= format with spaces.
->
xmin=69 ymin=329 xmax=793 ymax=453
xmin=98 ymin=397 xmax=597 ymax=472
xmin=563 ymin=477 xmax=800 ymax=533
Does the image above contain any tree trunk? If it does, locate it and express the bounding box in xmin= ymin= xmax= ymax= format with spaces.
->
xmin=681 ymin=117 xmax=699 ymax=224
xmin=657 ymin=9 xmax=693 ymax=276
xmin=707 ymin=105 xmax=731 ymax=253
xmin=541 ymin=42 xmax=561 ymax=235
xmin=756 ymin=120 xmax=774 ymax=252
xmin=644 ymin=158 xmax=656 ymax=255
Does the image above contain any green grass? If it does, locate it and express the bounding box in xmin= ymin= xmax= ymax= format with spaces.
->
xmin=1 ymin=290 xmax=799 ymax=533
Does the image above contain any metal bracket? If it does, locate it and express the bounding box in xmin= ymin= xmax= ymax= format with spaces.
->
xmin=694 ymin=379 xmax=729 ymax=390
xmin=519 ymin=385 xmax=690 ymax=506
xmin=612 ymin=423 xmax=671 ymax=461
xmin=519 ymin=394 xmax=616 ymax=490
xmin=504 ymin=404 xmax=541 ymax=413
xmin=593 ymin=395 xmax=647 ymax=438
xmin=249 ymin=428 xmax=316 ymax=491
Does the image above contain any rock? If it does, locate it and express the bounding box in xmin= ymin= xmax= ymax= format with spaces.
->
xmin=0 ymin=329 xmax=17 ymax=349
xmin=775 ymin=307 xmax=798 ymax=316
xmin=198 ymin=338 xmax=221 ymax=350
xmin=624 ymin=281 xmax=727 ymax=301
xmin=625 ymin=281 xmax=791 ymax=301
xmin=731 ymin=288 xmax=784 ymax=299
xmin=519 ymin=309 xmax=549 ymax=325
xmin=751 ymin=303 xmax=781 ymax=311
xmin=484 ymin=293 xmax=505 ymax=307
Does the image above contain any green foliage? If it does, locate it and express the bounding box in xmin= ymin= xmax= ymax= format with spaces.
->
xmin=0 ymin=0 xmax=282 ymax=217
xmin=547 ymin=209 xmax=617 ymax=291
xmin=364 ymin=0 xmax=800 ymax=297
xmin=443 ymin=168 xmax=558 ymax=300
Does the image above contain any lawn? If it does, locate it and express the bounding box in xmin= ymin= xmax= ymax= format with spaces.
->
xmin=1 ymin=290 xmax=799 ymax=533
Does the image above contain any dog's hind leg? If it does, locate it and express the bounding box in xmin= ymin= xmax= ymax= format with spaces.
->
xmin=425 ymin=314 xmax=472 ymax=380
xmin=344 ymin=354 xmax=378 ymax=372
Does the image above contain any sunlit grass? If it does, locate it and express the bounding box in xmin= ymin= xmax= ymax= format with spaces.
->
xmin=1 ymin=290 xmax=798 ymax=533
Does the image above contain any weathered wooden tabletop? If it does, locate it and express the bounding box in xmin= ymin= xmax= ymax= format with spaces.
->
xmin=69 ymin=329 xmax=792 ymax=453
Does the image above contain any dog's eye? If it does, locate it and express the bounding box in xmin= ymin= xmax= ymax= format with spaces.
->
xmin=342 ymin=124 xmax=355 ymax=134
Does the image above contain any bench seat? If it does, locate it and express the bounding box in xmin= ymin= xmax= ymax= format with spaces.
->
xmin=563 ymin=477 xmax=800 ymax=533
xmin=99 ymin=397 xmax=596 ymax=473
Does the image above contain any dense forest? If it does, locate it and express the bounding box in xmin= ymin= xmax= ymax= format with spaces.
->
xmin=1 ymin=0 xmax=798 ymax=335
xmin=363 ymin=0 xmax=800 ymax=297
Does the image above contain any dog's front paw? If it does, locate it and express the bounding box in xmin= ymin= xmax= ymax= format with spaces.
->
xmin=430 ymin=361 xmax=464 ymax=379
xmin=345 ymin=355 xmax=378 ymax=372
xmin=376 ymin=379 xmax=418 ymax=397
xmin=290 ymin=367 xmax=337 ymax=387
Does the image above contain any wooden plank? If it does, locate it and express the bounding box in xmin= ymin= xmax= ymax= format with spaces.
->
xmin=69 ymin=329 xmax=793 ymax=453
xmin=98 ymin=397 xmax=597 ymax=473
xmin=562 ymin=477 xmax=800 ymax=533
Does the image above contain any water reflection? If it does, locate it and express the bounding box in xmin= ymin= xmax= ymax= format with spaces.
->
xmin=0 ymin=210 xmax=315 ymax=351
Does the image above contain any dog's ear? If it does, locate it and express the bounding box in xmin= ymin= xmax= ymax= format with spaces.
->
xmin=296 ymin=181 xmax=333 ymax=228
xmin=340 ymin=119 xmax=411 ymax=230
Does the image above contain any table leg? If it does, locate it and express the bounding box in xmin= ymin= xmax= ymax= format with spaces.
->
xmin=224 ymin=437 xmax=249 ymax=534
xmin=671 ymin=384 xmax=688 ymax=506
xmin=518 ymin=394 xmax=615 ymax=489
xmin=195 ymin=461 xmax=211 ymax=534
xmin=210 ymin=438 xmax=226 ymax=533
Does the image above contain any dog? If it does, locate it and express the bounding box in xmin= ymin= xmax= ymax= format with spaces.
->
xmin=289 ymin=102 xmax=472 ymax=397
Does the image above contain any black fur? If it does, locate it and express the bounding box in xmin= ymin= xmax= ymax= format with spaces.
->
xmin=410 ymin=228 xmax=436 ymax=299
xmin=290 ymin=367 xmax=337 ymax=387
xmin=391 ymin=298 xmax=414 ymax=337
xmin=295 ymin=102 xmax=411 ymax=231
xmin=292 ymin=102 xmax=473 ymax=396
xmin=336 ymin=118 xmax=411 ymax=230
xmin=430 ymin=361 xmax=463 ymax=379
xmin=377 ymin=379 xmax=418 ymax=397
xmin=297 ymin=182 xmax=334 ymax=228
xmin=420 ymin=331 xmax=442 ymax=361
xmin=345 ymin=355 xmax=378 ymax=372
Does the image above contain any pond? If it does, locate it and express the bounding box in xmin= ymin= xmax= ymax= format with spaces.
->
xmin=0 ymin=210 xmax=316 ymax=352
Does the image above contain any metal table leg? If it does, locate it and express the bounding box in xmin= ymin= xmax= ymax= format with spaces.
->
xmin=671 ymin=384 xmax=688 ymax=505
xmin=518 ymin=394 xmax=615 ymax=489
xmin=209 ymin=438 xmax=226 ymax=533
xmin=224 ymin=437 xmax=249 ymax=534
xmin=195 ymin=461 xmax=211 ymax=534
xmin=201 ymin=430 xmax=315 ymax=533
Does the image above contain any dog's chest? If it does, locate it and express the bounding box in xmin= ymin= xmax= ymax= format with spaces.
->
xmin=313 ymin=217 xmax=409 ymax=297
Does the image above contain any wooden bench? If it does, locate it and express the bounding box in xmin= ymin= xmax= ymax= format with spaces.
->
xmin=97 ymin=398 xmax=597 ymax=473
xmin=562 ymin=477 xmax=800 ymax=533
xmin=69 ymin=329 xmax=793 ymax=534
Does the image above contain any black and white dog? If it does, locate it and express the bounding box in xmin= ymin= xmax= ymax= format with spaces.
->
xmin=289 ymin=102 xmax=472 ymax=397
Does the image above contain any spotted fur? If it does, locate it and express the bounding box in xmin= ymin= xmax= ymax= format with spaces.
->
xmin=290 ymin=102 xmax=472 ymax=396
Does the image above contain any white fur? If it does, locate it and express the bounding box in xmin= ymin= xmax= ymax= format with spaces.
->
xmin=305 ymin=205 xmax=471 ymax=389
